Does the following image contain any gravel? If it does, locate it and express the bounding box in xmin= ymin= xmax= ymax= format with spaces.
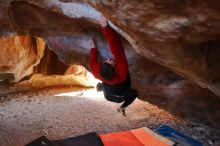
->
xmin=0 ymin=86 xmax=219 ymax=146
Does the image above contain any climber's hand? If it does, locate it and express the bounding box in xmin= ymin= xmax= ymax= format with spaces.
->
xmin=99 ymin=15 xmax=108 ymax=27
xmin=89 ymin=37 xmax=96 ymax=48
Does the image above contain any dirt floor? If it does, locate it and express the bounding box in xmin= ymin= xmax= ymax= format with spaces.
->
xmin=0 ymin=86 xmax=219 ymax=146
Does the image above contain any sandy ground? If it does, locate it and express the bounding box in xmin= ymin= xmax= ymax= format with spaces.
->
xmin=0 ymin=87 xmax=218 ymax=146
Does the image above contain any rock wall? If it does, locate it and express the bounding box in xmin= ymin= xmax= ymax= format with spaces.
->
xmin=6 ymin=0 xmax=220 ymax=97
xmin=15 ymin=47 xmax=96 ymax=90
xmin=0 ymin=35 xmax=45 ymax=82
xmin=33 ymin=46 xmax=69 ymax=75
xmin=87 ymin=0 xmax=220 ymax=97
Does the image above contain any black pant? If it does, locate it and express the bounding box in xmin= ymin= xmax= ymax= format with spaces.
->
xmin=101 ymin=73 xmax=137 ymax=108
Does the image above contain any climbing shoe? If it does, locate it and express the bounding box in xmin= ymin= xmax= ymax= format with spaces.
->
xmin=96 ymin=82 xmax=103 ymax=92
xmin=117 ymin=107 xmax=126 ymax=116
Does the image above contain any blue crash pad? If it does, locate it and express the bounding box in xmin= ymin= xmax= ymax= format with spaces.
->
xmin=154 ymin=125 xmax=203 ymax=146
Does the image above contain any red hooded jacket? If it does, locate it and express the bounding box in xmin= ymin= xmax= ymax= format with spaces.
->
xmin=90 ymin=26 xmax=128 ymax=85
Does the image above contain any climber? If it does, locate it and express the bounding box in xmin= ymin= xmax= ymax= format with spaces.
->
xmin=89 ymin=15 xmax=138 ymax=116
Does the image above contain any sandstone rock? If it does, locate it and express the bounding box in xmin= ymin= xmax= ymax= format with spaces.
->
xmin=0 ymin=35 xmax=45 ymax=82
xmin=6 ymin=0 xmax=220 ymax=97
xmin=87 ymin=0 xmax=220 ymax=97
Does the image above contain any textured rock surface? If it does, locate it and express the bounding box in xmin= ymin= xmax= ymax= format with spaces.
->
xmin=6 ymin=0 xmax=220 ymax=97
xmin=0 ymin=0 xmax=14 ymax=36
xmin=0 ymin=35 xmax=45 ymax=82
xmin=87 ymin=0 xmax=220 ymax=97
xmin=15 ymin=48 xmax=96 ymax=90
xmin=0 ymin=0 xmax=220 ymax=139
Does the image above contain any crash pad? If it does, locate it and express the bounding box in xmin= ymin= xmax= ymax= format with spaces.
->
xmin=100 ymin=127 xmax=174 ymax=146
